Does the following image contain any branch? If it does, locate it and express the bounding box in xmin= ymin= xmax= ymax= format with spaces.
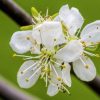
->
xmin=86 ymin=76 xmax=100 ymax=95
xmin=0 ymin=0 xmax=100 ymax=96
xmin=0 ymin=0 xmax=32 ymax=26
xmin=72 ymin=72 xmax=100 ymax=95
xmin=0 ymin=77 xmax=40 ymax=100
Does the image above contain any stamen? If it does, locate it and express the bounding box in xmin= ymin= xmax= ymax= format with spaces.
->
xmin=51 ymin=64 xmax=59 ymax=77
xmin=21 ymin=62 xmax=38 ymax=74
xmin=61 ymin=85 xmax=70 ymax=94
xmin=48 ymin=63 xmax=52 ymax=73
xmin=51 ymin=59 xmax=61 ymax=66
xmin=32 ymin=62 xmax=41 ymax=71
xmin=80 ymin=41 xmax=87 ymax=47
xmin=23 ymin=55 xmax=41 ymax=60
xmin=80 ymin=57 xmax=87 ymax=66
xmin=46 ymin=8 xmax=48 ymax=17
xmin=29 ymin=66 xmax=41 ymax=80
xmin=41 ymin=72 xmax=45 ymax=79
xmin=13 ymin=53 xmax=33 ymax=58
xmin=38 ymin=29 xmax=44 ymax=49
xmin=84 ymin=50 xmax=100 ymax=57
xmin=57 ymin=77 xmax=61 ymax=81
xmin=26 ymin=35 xmax=36 ymax=45
xmin=85 ymin=64 xmax=89 ymax=69
xmin=61 ymin=63 xmax=66 ymax=69
xmin=32 ymin=18 xmax=37 ymax=25
xmin=38 ymin=13 xmax=44 ymax=22
xmin=49 ymin=80 xmax=58 ymax=87
xmin=46 ymin=73 xmax=48 ymax=87
xmin=44 ymin=67 xmax=49 ymax=73
xmin=25 ymin=78 xmax=29 ymax=82
xmin=13 ymin=53 xmax=41 ymax=60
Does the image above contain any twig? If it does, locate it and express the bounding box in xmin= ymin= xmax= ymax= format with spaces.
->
xmin=0 ymin=0 xmax=100 ymax=96
xmin=0 ymin=0 xmax=32 ymax=26
xmin=72 ymin=72 xmax=100 ymax=96
xmin=86 ymin=76 xmax=100 ymax=95
xmin=0 ymin=76 xmax=40 ymax=100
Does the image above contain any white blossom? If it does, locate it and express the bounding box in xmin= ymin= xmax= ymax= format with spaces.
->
xmin=54 ymin=4 xmax=99 ymax=81
xmin=10 ymin=21 xmax=71 ymax=96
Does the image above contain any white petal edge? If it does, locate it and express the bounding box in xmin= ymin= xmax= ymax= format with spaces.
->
xmin=10 ymin=30 xmax=32 ymax=54
xmin=55 ymin=40 xmax=83 ymax=62
xmin=47 ymin=83 xmax=59 ymax=96
xmin=59 ymin=5 xmax=84 ymax=35
xmin=32 ymin=21 xmax=66 ymax=50
xmin=73 ymin=56 xmax=96 ymax=81
xmin=80 ymin=20 xmax=100 ymax=45
xmin=17 ymin=60 xmax=41 ymax=88
xmin=62 ymin=63 xmax=71 ymax=87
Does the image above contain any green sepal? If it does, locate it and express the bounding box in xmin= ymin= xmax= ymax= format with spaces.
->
xmin=85 ymin=44 xmax=99 ymax=52
xmin=61 ymin=22 xmax=68 ymax=35
xmin=31 ymin=7 xmax=39 ymax=17
xmin=75 ymin=28 xmax=80 ymax=37
xmin=51 ymin=13 xmax=58 ymax=20
xmin=20 ymin=25 xmax=33 ymax=30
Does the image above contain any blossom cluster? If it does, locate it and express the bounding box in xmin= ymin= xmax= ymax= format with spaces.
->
xmin=10 ymin=4 xmax=100 ymax=96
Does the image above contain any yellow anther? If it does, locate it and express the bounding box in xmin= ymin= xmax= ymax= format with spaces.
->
xmin=21 ymin=71 xmax=23 ymax=74
xmin=26 ymin=36 xmax=30 ymax=40
xmin=81 ymin=41 xmax=86 ymax=47
xmin=85 ymin=64 xmax=89 ymax=69
xmin=25 ymin=78 xmax=29 ymax=82
xmin=44 ymin=67 xmax=49 ymax=73
xmin=61 ymin=64 xmax=66 ymax=68
xmin=41 ymin=48 xmax=46 ymax=53
xmin=47 ymin=51 xmax=52 ymax=56
xmin=57 ymin=76 xmax=61 ymax=81
xmin=54 ymin=38 xmax=57 ymax=41
xmin=13 ymin=53 xmax=16 ymax=57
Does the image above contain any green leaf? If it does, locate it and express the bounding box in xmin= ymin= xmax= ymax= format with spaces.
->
xmin=20 ymin=25 xmax=33 ymax=30
xmin=31 ymin=7 xmax=39 ymax=17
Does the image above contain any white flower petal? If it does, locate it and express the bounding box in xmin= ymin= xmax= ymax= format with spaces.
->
xmin=55 ymin=40 xmax=83 ymax=62
xmin=59 ymin=5 xmax=70 ymax=21
xmin=17 ymin=60 xmax=41 ymax=88
xmin=32 ymin=21 xmax=65 ymax=50
xmin=47 ymin=65 xmax=61 ymax=96
xmin=59 ymin=5 xmax=84 ymax=35
xmin=73 ymin=56 xmax=96 ymax=81
xmin=30 ymin=45 xmax=40 ymax=54
xmin=10 ymin=30 xmax=32 ymax=54
xmin=80 ymin=21 xmax=100 ymax=45
xmin=54 ymin=16 xmax=60 ymax=21
xmin=51 ymin=64 xmax=62 ymax=84
xmin=62 ymin=63 xmax=71 ymax=87
xmin=47 ymin=83 xmax=59 ymax=96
